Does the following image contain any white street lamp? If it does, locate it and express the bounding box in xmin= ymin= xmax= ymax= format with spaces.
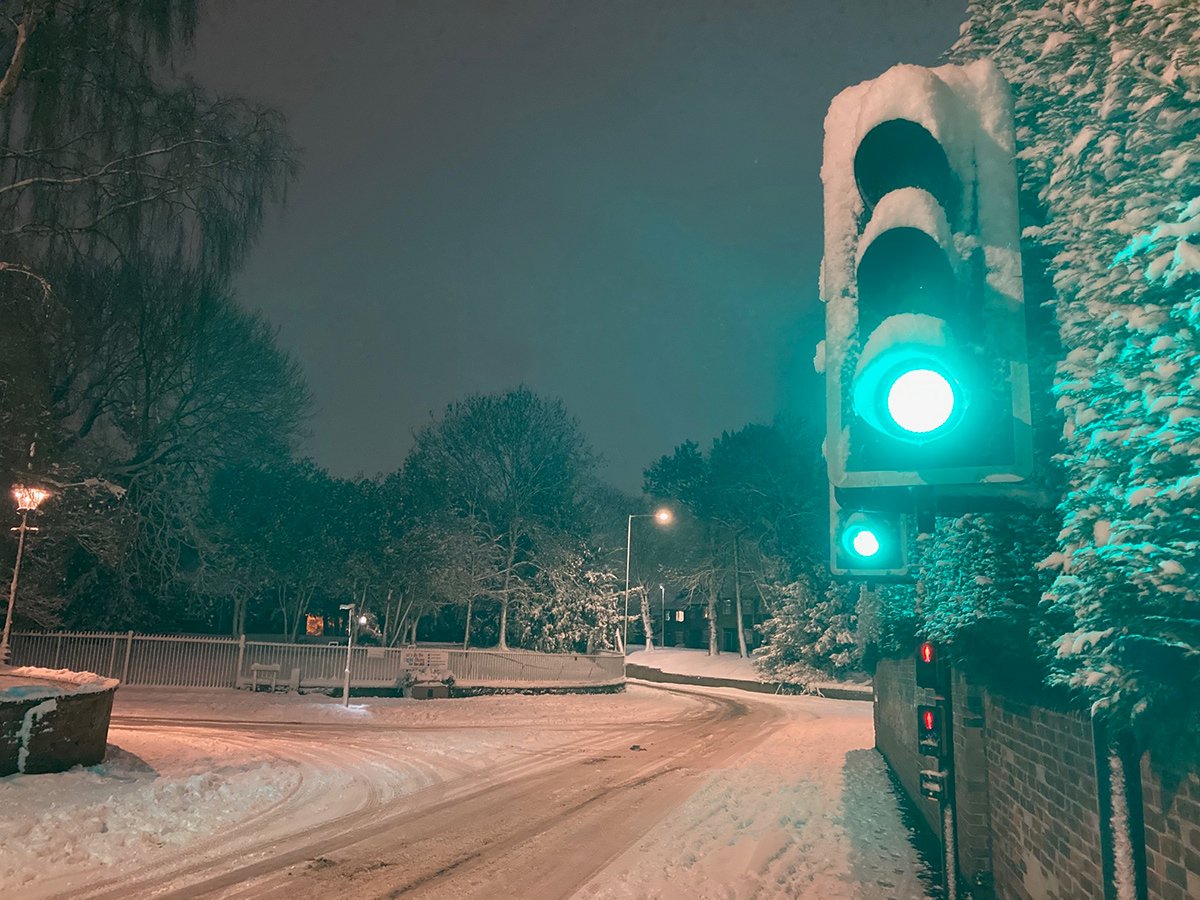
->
xmin=624 ymin=508 xmax=672 ymax=652
xmin=2 ymin=485 xmax=51 ymax=666
xmin=339 ymin=603 xmax=368 ymax=706
xmin=660 ymin=583 xmax=666 ymax=648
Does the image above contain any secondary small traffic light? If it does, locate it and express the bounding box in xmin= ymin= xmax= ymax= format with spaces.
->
xmin=915 ymin=640 xmax=946 ymax=691
xmin=820 ymin=61 xmax=1032 ymax=491
xmin=917 ymin=704 xmax=947 ymax=759
xmin=831 ymin=492 xmax=907 ymax=577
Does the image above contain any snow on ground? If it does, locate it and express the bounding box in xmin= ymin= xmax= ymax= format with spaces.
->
xmin=626 ymin=646 xmax=770 ymax=681
xmin=575 ymin=689 xmax=933 ymax=900
xmin=1 ymin=667 xmax=118 ymax=700
xmin=2 ymin=683 xmax=927 ymax=898
xmin=624 ymin=647 xmax=871 ymax=694
xmin=0 ymin=720 xmax=301 ymax=891
xmin=0 ymin=685 xmax=696 ymax=896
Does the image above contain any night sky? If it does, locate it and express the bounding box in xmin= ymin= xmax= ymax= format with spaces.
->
xmin=188 ymin=0 xmax=967 ymax=490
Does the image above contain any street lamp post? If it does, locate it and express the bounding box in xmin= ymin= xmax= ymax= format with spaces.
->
xmin=339 ymin=603 xmax=368 ymax=707
xmin=2 ymin=485 xmax=50 ymax=666
xmin=660 ymin=583 xmax=666 ymax=648
xmin=623 ymin=508 xmax=672 ymax=653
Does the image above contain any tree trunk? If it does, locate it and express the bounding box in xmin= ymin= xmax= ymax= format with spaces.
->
xmin=640 ymin=587 xmax=655 ymax=651
xmin=733 ymin=535 xmax=748 ymax=658
xmin=288 ymin=586 xmax=313 ymax=642
xmin=231 ymin=594 xmax=246 ymax=638
xmin=463 ymin=548 xmax=477 ymax=650
xmin=277 ymin=584 xmax=289 ymax=640
xmin=497 ymin=530 xmax=518 ymax=650
xmin=707 ymin=588 xmax=719 ymax=656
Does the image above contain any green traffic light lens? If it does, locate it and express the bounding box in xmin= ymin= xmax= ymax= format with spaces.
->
xmin=851 ymin=528 xmax=880 ymax=557
xmin=885 ymin=367 xmax=956 ymax=435
xmin=842 ymin=523 xmax=882 ymax=559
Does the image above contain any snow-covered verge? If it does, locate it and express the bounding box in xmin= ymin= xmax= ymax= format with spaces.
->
xmin=626 ymin=647 xmax=771 ymax=681
xmin=0 ymin=739 xmax=298 ymax=889
xmin=625 ymin=646 xmax=871 ymax=695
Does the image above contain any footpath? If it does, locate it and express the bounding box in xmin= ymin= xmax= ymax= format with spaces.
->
xmin=623 ymin=647 xmax=872 ymax=702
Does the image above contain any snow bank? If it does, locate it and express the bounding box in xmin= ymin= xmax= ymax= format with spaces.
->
xmin=2 ymin=667 xmax=119 ymax=700
xmin=626 ymin=647 xmax=770 ymax=682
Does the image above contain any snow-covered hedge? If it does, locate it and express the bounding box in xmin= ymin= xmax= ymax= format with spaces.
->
xmin=930 ymin=0 xmax=1200 ymax=764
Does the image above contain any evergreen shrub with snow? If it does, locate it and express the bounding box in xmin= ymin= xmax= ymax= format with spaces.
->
xmin=756 ymin=574 xmax=862 ymax=683
xmin=937 ymin=0 xmax=1200 ymax=764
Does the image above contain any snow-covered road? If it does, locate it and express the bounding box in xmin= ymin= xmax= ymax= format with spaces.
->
xmin=2 ymin=683 xmax=933 ymax=899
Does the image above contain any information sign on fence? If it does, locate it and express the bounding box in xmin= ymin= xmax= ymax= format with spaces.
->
xmin=400 ymin=649 xmax=450 ymax=670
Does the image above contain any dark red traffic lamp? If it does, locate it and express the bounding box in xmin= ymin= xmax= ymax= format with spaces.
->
xmin=917 ymin=704 xmax=947 ymax=759
xmin=915 ymin=640 xmax=945 ymax=691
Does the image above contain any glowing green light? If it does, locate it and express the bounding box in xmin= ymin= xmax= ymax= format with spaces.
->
xmin=842 ymin=520 xmax=883 ymax=560
xmin=886 ymin=368 xmax=956 ymax=434
xmin=852 ymin=529 xmax=880 ymax=557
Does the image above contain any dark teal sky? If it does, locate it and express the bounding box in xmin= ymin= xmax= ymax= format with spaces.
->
xmin=190 ymin=0 xmax=967 ymax=490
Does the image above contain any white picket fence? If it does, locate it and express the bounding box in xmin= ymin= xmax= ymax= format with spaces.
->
xmin=9 ymin=631 xmax=625 ymax=691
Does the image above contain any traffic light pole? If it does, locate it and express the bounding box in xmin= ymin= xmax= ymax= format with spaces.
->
xmin=916 ymin=637 xmax=959 ymax=899
xmin=939 ymin=679 xmax=959 ymax=900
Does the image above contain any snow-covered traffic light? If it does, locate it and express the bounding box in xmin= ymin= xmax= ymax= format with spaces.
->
xmin=831 ymin=493 xmax=907 ymax=577
xmin=820 ymin=61 xmax=1032 ymax=491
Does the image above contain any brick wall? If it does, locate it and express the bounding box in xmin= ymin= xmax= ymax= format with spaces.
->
xmin=875 ymin=658 xmax=1200 ymax=898
xmin=952 ymin=669 xmax=992 ymax=889
xmin=984 ymin=691 xmax=1104 ymax=899
xmin=874 ymin=657 xmax=939 ymax=834
xmin=1141 ymin=759 xmax=1200 ymax=900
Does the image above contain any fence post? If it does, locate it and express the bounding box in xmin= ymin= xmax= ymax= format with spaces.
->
xmin=54 ymin=633 xmax=63 ymax=668
xmin=235 ymin=633 xmax=246 ymax=689
xmin=108 ymin=634 xmax=119 ymax=678
xmin=121 ymin=630 xmax=134 ymax=684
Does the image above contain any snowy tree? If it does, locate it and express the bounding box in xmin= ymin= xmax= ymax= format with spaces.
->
xmin=0 ymin=2 xmax=302 ymax=632
xmin=949 ymin=0 xmax=1200 ymax=762
xmin=517 ymin=544 xmax=622 ymax=654
xmin=757 ymin=574 xmax=860 ymax=683
xmin=645 ymin=423 xmax=824 ymax=658
xmin=399 ymin=387 xmax=598 ymax=650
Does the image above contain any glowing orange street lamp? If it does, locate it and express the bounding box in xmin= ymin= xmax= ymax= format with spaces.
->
xmin=2 ymin=485 xmax=51 ymax=665
xmin=623 ymin=507 xmax=673 ymax=652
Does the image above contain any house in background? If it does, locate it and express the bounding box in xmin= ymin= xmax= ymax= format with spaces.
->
xmin=632 ymin=589 xmax=768 ymax=654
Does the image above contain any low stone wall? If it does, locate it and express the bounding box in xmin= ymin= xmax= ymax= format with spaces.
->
xmin=1 ymin=672 xmax=117 ymax=777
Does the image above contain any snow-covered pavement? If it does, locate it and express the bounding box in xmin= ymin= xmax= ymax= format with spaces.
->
xmin=1 ymin=680 xmax=932 ymax=898
xmin=576 ymin=687 xmax=932 ymax=899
